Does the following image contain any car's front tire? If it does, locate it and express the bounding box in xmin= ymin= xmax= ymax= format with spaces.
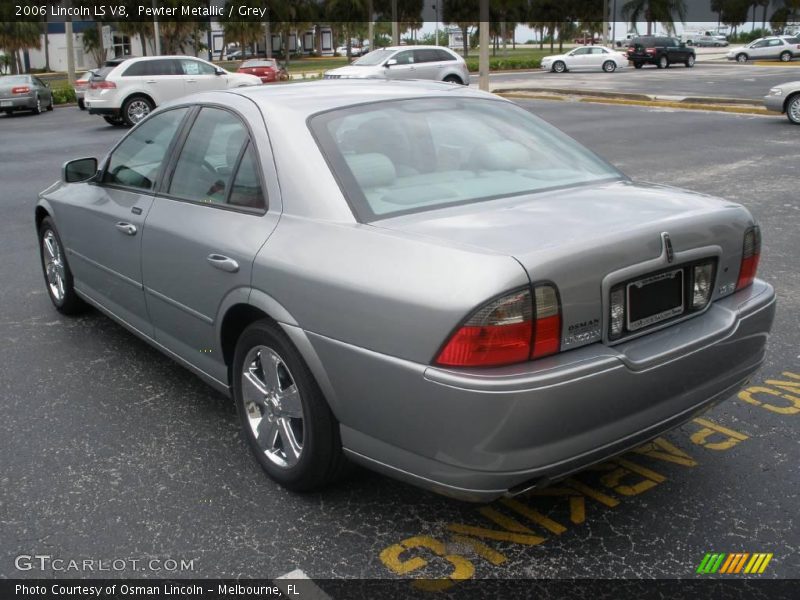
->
xmin=786 ymin=94 xmax=800 ymax=125
xmin=38 ymin=217 xmax=86 ymax=315
xmin=602 ymin=60 xmax=616 ymax=73
xmin=736 ymin=53 xmax=748 ymax=63
xmin=232 ymin=320 xmax=348 ymax=491
xmin=553 ymin=60 xmax=566 ymax=73
xmin=122 ymin=95 xmax=153 ymax=127
xmin=779 ymin=51 xmax=792 ymax=63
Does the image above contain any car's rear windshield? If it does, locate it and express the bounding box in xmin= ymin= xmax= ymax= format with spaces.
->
xmin=309 ymin=97 xmax=622 ymax=221
xmin=1 ymin=75 xmax=29 ymax=85
xmin=352 ymin=48 xmax=393 ymax=66
xmin=90 ymin=66 xmax=116 ymax=80
xmin=242 ymin=59 xmax=276 ymax=68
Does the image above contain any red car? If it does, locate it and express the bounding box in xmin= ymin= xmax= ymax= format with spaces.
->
xmin=236 ymin=59 xmax=288 ymax=83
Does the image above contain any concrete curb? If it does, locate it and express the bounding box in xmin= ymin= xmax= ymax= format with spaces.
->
xmin=498 ymin=90 xmax=779 ymax=116
xmin=493 ymin=86 xmax=763 ymax=106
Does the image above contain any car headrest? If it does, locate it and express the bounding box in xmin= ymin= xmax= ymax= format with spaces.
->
xmin=470 ymin=140 xmax=532 ymax=171
xmin=344 ymin=153 xmax=396 ymax=189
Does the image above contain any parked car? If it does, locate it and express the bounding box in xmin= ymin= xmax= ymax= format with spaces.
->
xmin=541 ymin=46 xmax=628 ymax=73
xmin=726 ymin=36 xmax=800 ymax=63
xmin=36 ymin=81 xmax=775 ymax=501
xmin=0 ymin=74 xmax=53 ymax=115
xmin=84 ymin=55 xmax=261 ymax=127
xmin=336 ymin=46 xmax=364 ymax=57
xmin=627 ymin=36 xmax=696 ymax=68
xmin=73 ymin=70 xmax=95 ymax=110
xmin=324 ymin=45 xmax=469 ymax=85
xmin=764 ymin=80 xmax=800 ymax=124
xmin=682 ymin=30 xmax=728 ymax=46
xmin=237 ymin=59 xmax=288 ymax=83
xmin=691 ymin=35 xmax=729 ymax=47
xmin=226 ymin=49 xmax=260 ymax=61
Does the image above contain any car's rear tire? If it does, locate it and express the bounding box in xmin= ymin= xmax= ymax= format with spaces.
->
xmin=553 ymin=60 xmax=566 ymax=73
xmin=633 ymin=61 xmax=643 ymax=69
xmin=686 ymin=55 xmax=695 ymax=68
xmin=47 ymin=97 xmax=53 ymax=111
xmin=122 ymin=95 xmax=153 ymax=127
xmin=657 ymin=55 xmax=669 ymax=69
xmin=602 ymin=60 xmax=616 ymax=73
xmin=232 ymin=319 xmax=348 ymax=492
xmin=736 ymin=53 xmax=748 ymax=63
xmin=38 ymin=217 xmax=87 ymax=315
xmin=786 ymin=94 xmax=800 ymax=125
xmin=33 ymin=95 xmax=42 ymax=114
xmin=78 ymin=99 xmax=85 ymax=110
xmin=443 ymin=74 xmax=463 ymax=85
xmin=779 ymin=51 xmax=792 ymax=62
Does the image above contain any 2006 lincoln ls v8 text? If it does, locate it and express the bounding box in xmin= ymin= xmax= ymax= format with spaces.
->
xmin=35 ymin=81 xmax=776 ymax=502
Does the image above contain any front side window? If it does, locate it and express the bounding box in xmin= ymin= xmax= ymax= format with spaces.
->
xmin=352 ymin=48 xmax=394 ymax=66
xmin=571 ymin=48 xmax=590 ymax=55
xmin=104 ymin=108 xmax=188 ymax=190
xmin=181 ymin=59 xmax=215 ymax=76
xmin=310 ymin=98 xmax=622 ymax=221
xmin=393 ymin=50 xmax=415 ymax=65
xmin=168 ymin=107 xmax=260 ymax=208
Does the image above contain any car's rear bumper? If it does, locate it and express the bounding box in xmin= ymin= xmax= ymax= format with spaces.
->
xmin=0 ymin=95 xmax=37 ymax=110
xmin=304 ymin=280 xmax=775 ymax=502
xmin=88 ymin=106 xmax=120 ymax=116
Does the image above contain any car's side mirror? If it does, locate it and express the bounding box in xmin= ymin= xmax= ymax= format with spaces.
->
xmin=215 ymin=68 xmax=225 ymax=76
xmin=385 ymin=59 xmax=397 ymax=67
xmin=63 ymin=157 xmax=98 ymax=183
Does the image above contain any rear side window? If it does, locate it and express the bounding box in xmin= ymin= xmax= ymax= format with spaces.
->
xmin=168 ymin=107 xmax=264 ymax=210
xmin=122 ymin=62 xmax=148 ymax=77
xmin=104 ymin=108 xmax=189 ymax=190
xmin=435 ymin=49 xmax=456 ymax=61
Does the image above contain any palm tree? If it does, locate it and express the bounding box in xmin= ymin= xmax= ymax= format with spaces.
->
xmin=621 ymin=0 xmax=688 ymax=36
xmin=0 ymin=21 xmax=43 ymax=74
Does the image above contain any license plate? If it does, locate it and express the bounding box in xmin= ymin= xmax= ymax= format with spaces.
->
xmin=626 ymin=268 xmax=684 ymax=331
xmin=0 ymin=101 xmax=11 ymax=107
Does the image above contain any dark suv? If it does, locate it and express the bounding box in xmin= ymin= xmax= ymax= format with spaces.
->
xmin=627 ymin=36 xmax=696 ymax=69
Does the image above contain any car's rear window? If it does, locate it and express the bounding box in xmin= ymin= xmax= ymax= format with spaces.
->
xmin=309 ymin=97 xmax=622 ymax=221
xmin=2 ymin=75 xmax=29 ymax=85
xmin=242 ymin=60 xmax=277 ymax=68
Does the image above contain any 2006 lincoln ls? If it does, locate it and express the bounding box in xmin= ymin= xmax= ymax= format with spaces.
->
xmin=35 ymin=81 xmax=775 ymax=501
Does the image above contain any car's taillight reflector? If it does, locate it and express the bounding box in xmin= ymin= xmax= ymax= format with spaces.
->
xmin=646 ymin=47 xmax=656 ymax=54
xmin=736 ymin=226 xmax=761 ymax=291
xmin=435 ymin=284 xmax=562 ymax=368
xmin=531 ymin=284 xmax=561 ymax=359
xmin=90 ymin=80 xmax=116 ymax=90
xmin=435 ymin=289 xmax=533 ymax=367
xmin=11 ymin=86 xmax=30 ymax=94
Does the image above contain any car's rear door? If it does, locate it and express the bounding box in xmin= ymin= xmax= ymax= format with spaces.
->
xmin=56 ymin=107 xmax=191 ymax=335
xmin=411 ymin=49 xmax=441 ymax=79
xmin=179 ymin=58 xmax=220 ymax=93
xmin=140 ymin=101 xmax=281 ymax=384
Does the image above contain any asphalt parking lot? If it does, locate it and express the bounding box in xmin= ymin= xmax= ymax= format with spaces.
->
xmin=482 ymin=62 xmax=800 ymax=100
xmin=1 ymin=100 xmax=798 ymax=586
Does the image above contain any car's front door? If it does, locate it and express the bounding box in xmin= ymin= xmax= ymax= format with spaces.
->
xmin=179 ymin=58 xmax=220 ymax=93
xmin=385 ymin=50 xmax=417 ymax=79
xmin=56 ymin=107 xmax=190 ymax=335
xmin=140 ymin=58 xmax=186 ymax=106
xmin=567 ymin=48 xmax=591 ymax=69
xmin=141 ymin=104 xmax=280 ymax=384
xmin=747 ymin=40 xmax=769 ymax=58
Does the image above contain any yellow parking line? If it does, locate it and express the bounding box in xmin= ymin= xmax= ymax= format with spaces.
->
xmin=753 ymin=61 xmax=800 ymax=67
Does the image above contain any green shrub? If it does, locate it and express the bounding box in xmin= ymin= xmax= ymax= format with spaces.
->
xmin=51 ymin=85 xmax=77 ymax=105
xmin=465 ymin=55 xmax=542 ymax=71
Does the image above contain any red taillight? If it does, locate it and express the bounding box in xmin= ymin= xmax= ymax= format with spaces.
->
xmin=736 ymin=226 xmax=761 ymax=291
xmin=11 ymin=86 xmax=30 ymax=94
xmin=90 ymin=80 xmax=116 ymax=90
xmin=646 ymin=47 xmax=656 ymax=54
xmin=435 ymin=284 xmax=562 ymax=368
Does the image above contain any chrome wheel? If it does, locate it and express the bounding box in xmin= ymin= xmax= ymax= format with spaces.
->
xmin=780 ymin=51 xmax=791 ymax=62
xmin=603 ymin=61 xmax=616 ymax=73
xmin=553 ymin=61 xmax=566 ymax=73
xmin=242 ymin=346 xmax=304 ymax=468
xmin=788 ymin=96 xmax=800 ymax=124
xmin=42 ymin=230 xmax=66 ymax=302
xmin=126 ymin=99 xmax=150 ymax=124
xmin=736 ymin=53 xmax=748 ymax=63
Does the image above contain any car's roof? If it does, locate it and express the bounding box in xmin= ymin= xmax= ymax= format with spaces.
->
xmin=123 ymin=55 xmax=208 ymax=63
xmin=376 ymin=45 xmax=455 ymax=52
xmin=226 ymin=79 xmax=486 ymax=115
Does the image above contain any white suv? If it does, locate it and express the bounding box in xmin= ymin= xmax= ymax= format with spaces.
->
xmin=323 ymin=46 xmax=470 ymax=85
xmin=85 ymin=56 xmax=261 ymax=126
xmin=726 ymin=36 xmax=800 ymax=63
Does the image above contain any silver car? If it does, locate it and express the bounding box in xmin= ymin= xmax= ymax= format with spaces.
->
xmin=0 ymin=74 xmax=53 ymax=115
xmin=324 ymin=46 xmax=469 ymax=85
xmin=36 ymin=81 xmax=775 ymax=501
xmin=764 ymin=80 xmax=800 ymax=124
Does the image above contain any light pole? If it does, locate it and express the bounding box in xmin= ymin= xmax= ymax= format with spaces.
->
xmin=391 ymin=0 xmax=399 ymax=45
xmin=152 ymin=0 xmax=161 ymax=55
xmin=479 ymin=0 xmax=489 ymax=91
xmin=433 ymin=2 xmax=440 ymax=46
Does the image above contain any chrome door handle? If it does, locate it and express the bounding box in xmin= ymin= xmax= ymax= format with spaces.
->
xmin=207 ymin=254 xmax=239 ymax=273
xmin=145 ymin=80 xmax=157 ymax=83
xmin=186 ymin=79 xmax=197 ymax=83
xmin=115 ymin=222 xmax=137 ymax=235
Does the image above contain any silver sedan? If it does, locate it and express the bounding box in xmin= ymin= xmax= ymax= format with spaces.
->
xmin=36 ymin=81 xmax=775 ymax=501
xmin=764 ymin=80 xmax=800 ymax=124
